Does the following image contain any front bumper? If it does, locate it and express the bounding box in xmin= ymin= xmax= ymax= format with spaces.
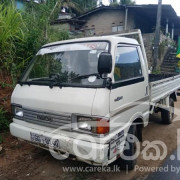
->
xmin=10 ymin=122 xmax=109 ymax=166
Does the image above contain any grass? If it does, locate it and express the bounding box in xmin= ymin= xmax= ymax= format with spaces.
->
xmin=0 ymin=3 xmax=24 ymax=71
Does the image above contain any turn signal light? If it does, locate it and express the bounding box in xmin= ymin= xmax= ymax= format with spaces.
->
xmin=96 ymin=118 xmax=109 ymax=134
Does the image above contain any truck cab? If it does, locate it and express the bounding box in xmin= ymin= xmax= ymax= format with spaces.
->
xmin=10 ymin=31 xmax=151 ymax=169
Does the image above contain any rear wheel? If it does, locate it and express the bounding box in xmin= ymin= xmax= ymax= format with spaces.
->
xmin=161 ymin=98 xmax=174 ymax=124
xmin=118 ymin=125 xmax=137 ymax=170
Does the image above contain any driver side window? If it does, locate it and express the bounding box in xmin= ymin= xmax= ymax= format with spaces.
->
xmin=114 ymin=46 xmax=142 ymax=82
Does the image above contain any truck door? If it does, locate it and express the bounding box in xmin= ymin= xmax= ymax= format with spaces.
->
xmin=110 ymin=44 xmax=149 ymax=128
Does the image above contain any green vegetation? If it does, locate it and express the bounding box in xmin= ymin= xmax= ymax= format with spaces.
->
xmin=0 ymin=1 xmax=71 ymax=133
xmin=152 ymin=68 xmax=161 ymax=74
xmin=177 ymin=61 xmax=180 ymax=68
xmin=0 ymin=107 xmax=8 ymax=142
xmin=120 ymin=0 xmax=136 ymax=5
xmin=0 ymin=107 xmax=9 ymax=135
xmin=110 ymin=0 xmax=136 ymax=6
xmin=73 ymin=0 xmax=97 ymax=11
xmin=0 ymin=3 xmax=24 ymax=72
xmin=0 ymin=0 xmax=97 ymax=134
xmin=0 ymin=1 xmax=71 ymax=80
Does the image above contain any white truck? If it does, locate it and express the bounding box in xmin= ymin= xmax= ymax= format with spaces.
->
xmin=10 ymin=30 xmax=180 ymax=170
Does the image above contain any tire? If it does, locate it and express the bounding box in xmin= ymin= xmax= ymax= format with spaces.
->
xmin=161 ymin=98 xmax=174 ymax=124
xmin=118 ymin=125 xmax=137 ymax=170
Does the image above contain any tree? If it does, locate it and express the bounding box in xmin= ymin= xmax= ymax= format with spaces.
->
xmin=0 ymin=0 xmax=69 ymax=82
xmin=110 ymin=0 xmax=135 ymax=6
xmin=58 ymin=0 xmax=96 ymax=13
xmin=59 ymin=0 xmax=83 ymax=13
xmin=110 ymin=0 xmax=119 ymax=6
xmin=111 ymin=0 xmax=117 ymax=3
xmin=17 ymin=0 xmax=69 ymax=64
xmin=120 ymin=0 xmax=136 ymax=5
xmin=73 ymin=0 xmax=97 ymax=11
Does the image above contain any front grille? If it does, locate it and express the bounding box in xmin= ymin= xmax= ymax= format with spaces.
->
xmin=22 ymin=108 xmax=71 ymax=129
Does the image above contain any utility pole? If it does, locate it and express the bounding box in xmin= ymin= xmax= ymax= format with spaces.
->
xmin=153 ymin=0 xmax=162 ymax=71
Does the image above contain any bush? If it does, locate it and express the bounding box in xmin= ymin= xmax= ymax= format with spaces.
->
xmin=177 ymin=60 xmax=180 ymax=68
xmin=0 ymin=107 xmax=9 ymax=133
xmin=0 ymin=1 xmax=70 ymax=83
xmin=13 ymin=1 xmax=70 ymax=78
xmin=0 ymin=3 xmax=24 ymax=71
xmin=0 ymin=1 xmax=70 ymax=132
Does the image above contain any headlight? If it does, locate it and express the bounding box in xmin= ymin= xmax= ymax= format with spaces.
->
xmin=77 ymin=117 xmax=92 ymax=131
xmin=15 ymin=107 xmax=23 ymax=117
xmin=77 ymin=116 xmax=109 ymax=134
xmin=12 ymin=105 xmax=23 ymax=119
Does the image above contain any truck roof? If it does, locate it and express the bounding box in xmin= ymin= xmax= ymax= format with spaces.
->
xmin=42 ymin=36 xmax=139 ymax=48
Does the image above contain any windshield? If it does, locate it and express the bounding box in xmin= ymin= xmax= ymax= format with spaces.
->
xmin=22 ymin=41 xmax=109 ymax=87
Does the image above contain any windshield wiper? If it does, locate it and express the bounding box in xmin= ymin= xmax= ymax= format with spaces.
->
xmin=70 ymin=73 xmax=100 ymax=80
xmin=19 ymin=73 xmax=106 ymax=88
xmin=24 ymin=74 xmax=63 ymax=88
xmin=49 ymin=73 xmax=101 ymax=88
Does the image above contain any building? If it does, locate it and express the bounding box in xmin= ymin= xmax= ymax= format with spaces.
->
xmin=51 ymin=4 xmax=180 ymax=67
xmin=76 ymin=5 xmax=180 ymax=41
xmin=50 ymin=13 xmax=86 ymax=38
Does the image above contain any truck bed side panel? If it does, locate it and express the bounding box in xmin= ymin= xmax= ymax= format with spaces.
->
xmin=150 ymin=75 xmax=180 ymax=103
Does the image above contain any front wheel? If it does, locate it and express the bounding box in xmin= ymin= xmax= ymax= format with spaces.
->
xmin=117 ymin=125 xmax=137 ymax=170
xmin=161 ymin=98 xmax=174 ymax=124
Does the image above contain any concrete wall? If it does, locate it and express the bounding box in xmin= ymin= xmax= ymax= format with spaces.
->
xmin=51 ymin=23 xmax=71 ymax=31
xmin=142 ymin=33 xmax=155 ymax=68
xmin=81 ymin=9 xmax=135 ymax=36
xmin=143 ymin=33 xmax=174 ymax=68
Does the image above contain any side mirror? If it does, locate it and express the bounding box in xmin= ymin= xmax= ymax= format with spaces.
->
xmin=98 ymin=52 xmax=112 ymax=75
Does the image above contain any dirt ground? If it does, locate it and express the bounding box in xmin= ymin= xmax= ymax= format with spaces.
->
xmin=1 ymin=98 xmax=180 ymax=180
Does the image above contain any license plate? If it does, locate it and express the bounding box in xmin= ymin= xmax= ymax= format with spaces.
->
xmin=30 ymin=132 xmax=60 ymax=148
